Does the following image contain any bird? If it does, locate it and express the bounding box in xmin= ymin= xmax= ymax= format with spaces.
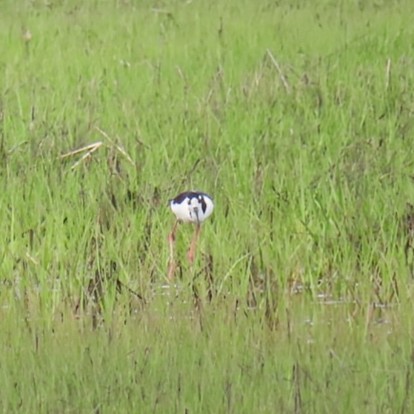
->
xmin=167 ymin=191 xmax=214 ymax=279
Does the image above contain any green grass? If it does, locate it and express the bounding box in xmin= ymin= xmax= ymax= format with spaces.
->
xmin=1 ymin=0 xmax=414 ymax=412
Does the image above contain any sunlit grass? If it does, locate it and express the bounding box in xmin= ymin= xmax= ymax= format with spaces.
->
xmin=1 ymin=0 xmax=414 ymax=412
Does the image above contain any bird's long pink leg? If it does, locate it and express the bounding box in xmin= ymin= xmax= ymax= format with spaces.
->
xmin=167 ymin=221 xmax=179 ymax=280
xmin=187 ymin=224 xmax=201 ymax=265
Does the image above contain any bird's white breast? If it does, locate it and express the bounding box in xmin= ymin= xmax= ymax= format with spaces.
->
xmin=170 ymin=194 xmax=214 ymax=224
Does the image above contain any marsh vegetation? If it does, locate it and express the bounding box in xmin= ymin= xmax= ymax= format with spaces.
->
xmin=1 ymin=0 xmax=414 ymax=412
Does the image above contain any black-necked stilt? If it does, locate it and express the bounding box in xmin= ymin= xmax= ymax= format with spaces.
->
xmin=167 ymin=191 xmax=214 ymax=279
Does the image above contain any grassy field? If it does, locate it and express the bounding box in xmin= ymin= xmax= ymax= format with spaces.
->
xmin=1 ymin=0 xmax=414 ymax=412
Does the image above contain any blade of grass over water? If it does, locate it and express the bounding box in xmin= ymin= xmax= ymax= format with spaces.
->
xmin=1 ymin=0 xmax=414 ymax=412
